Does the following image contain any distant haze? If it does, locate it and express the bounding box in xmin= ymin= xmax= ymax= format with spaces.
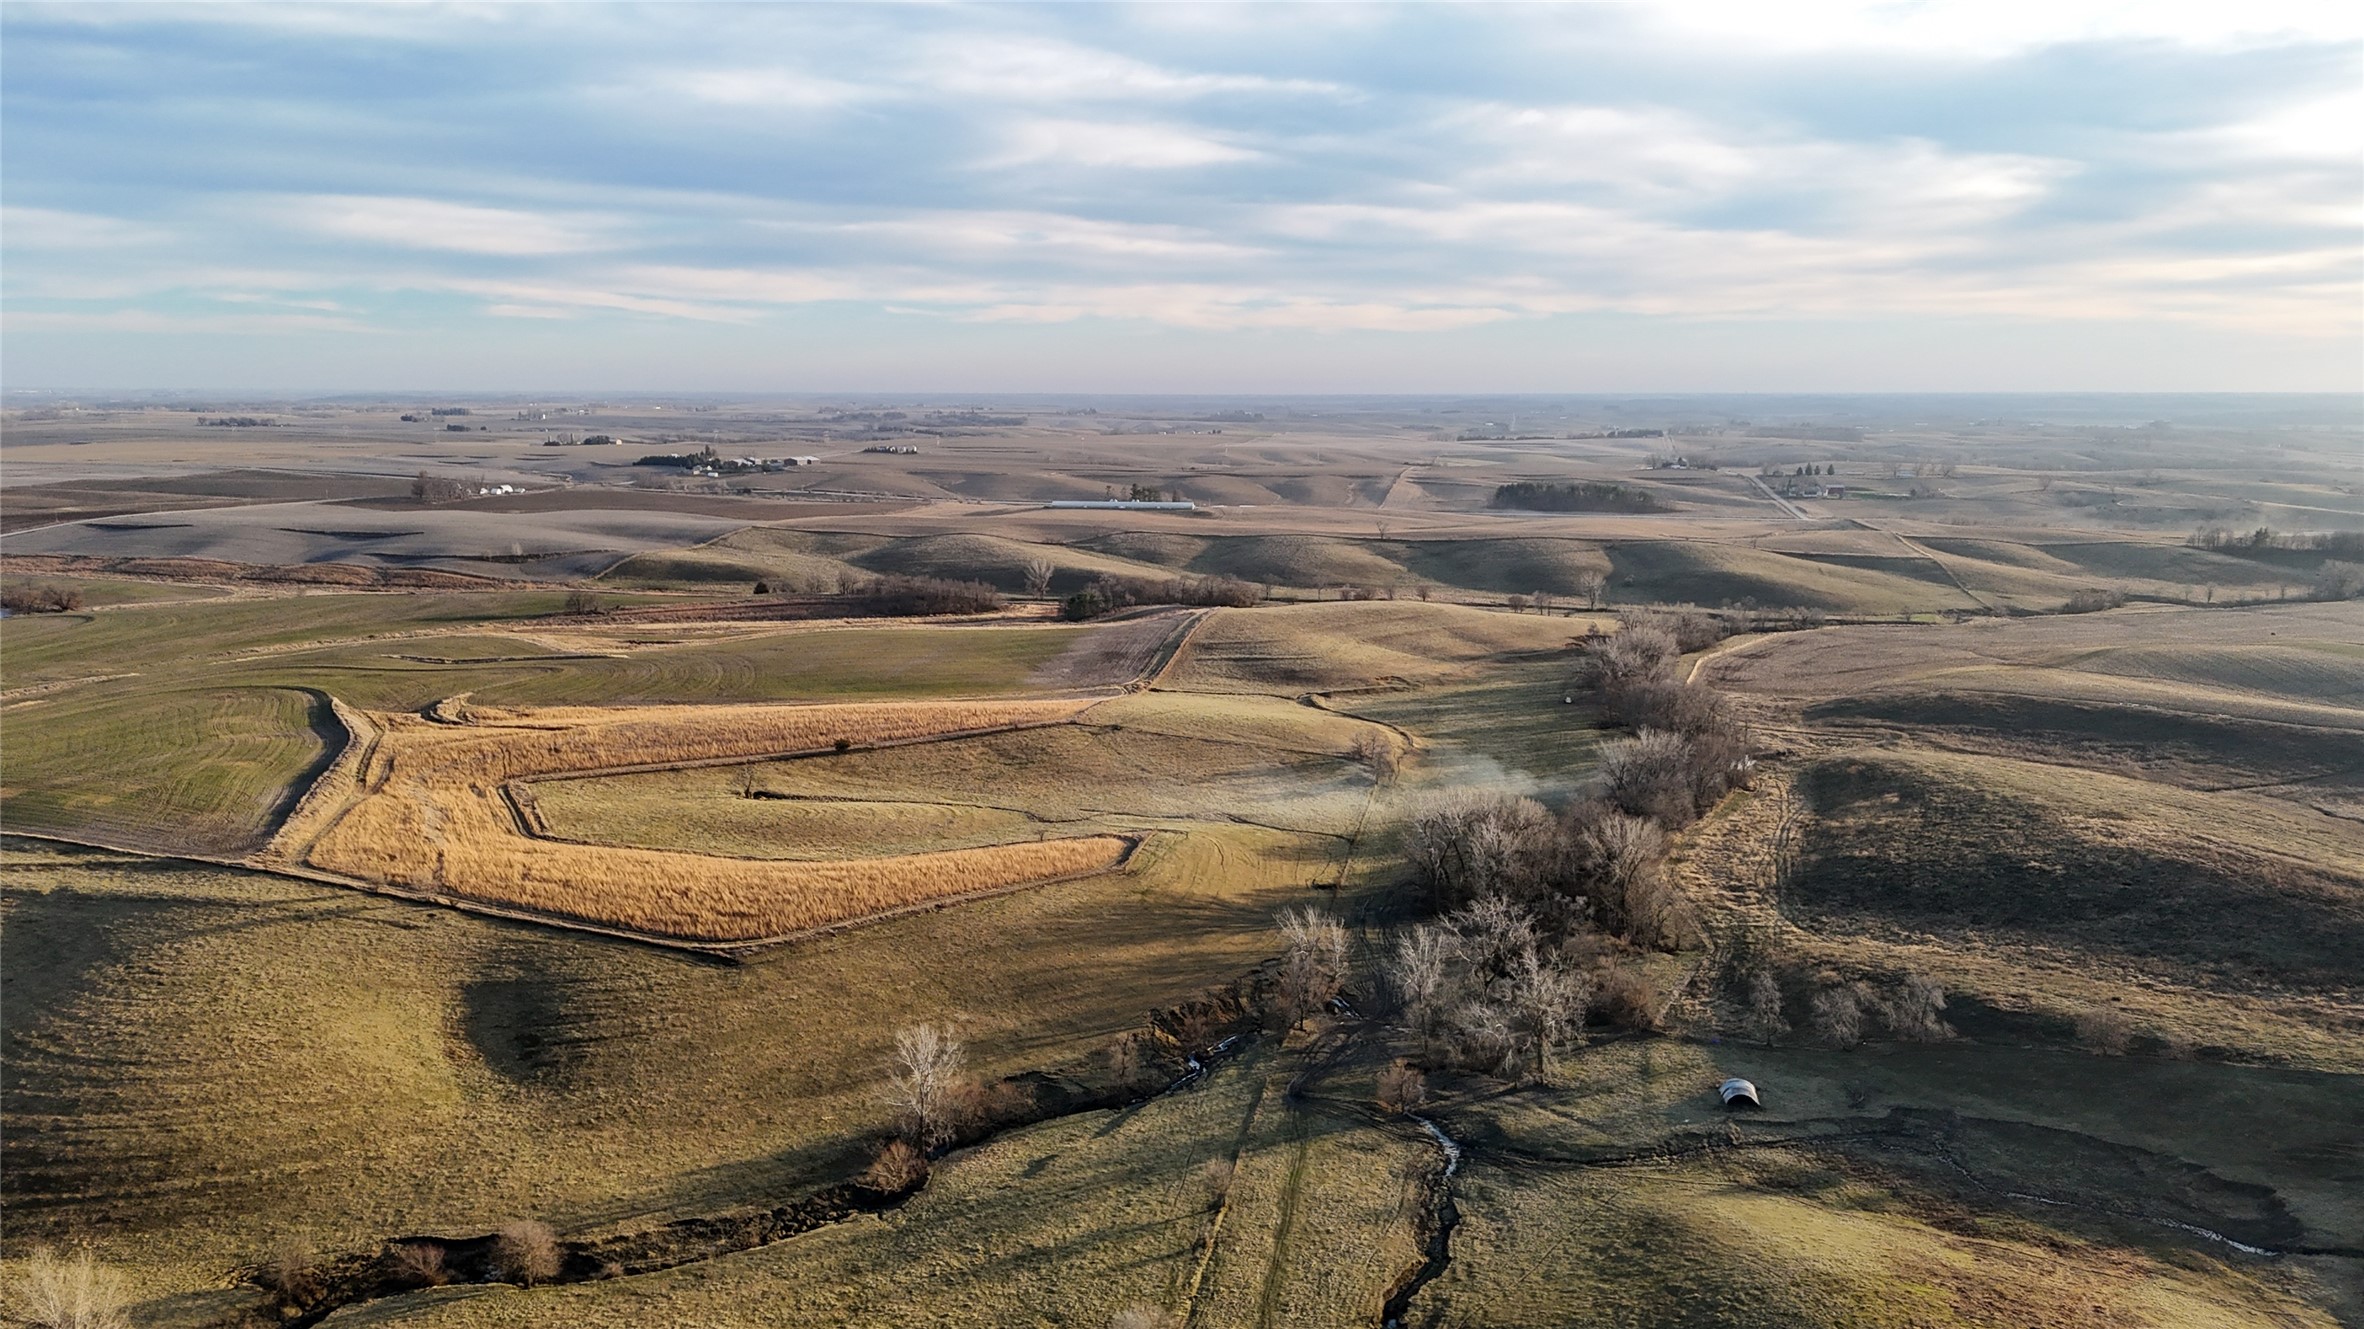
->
xmin=2 ymin=4 xmax=2358 ymax=393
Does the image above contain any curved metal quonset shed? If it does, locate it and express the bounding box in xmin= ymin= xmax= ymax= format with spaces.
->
xmin=1719 ymin=1077 xmax=1761 ymax=1109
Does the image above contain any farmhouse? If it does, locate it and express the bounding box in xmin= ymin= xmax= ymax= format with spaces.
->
xmin=1044 ymin=499 xmax=1199 ymax=512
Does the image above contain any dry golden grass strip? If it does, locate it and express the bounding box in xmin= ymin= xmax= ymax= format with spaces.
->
xmin=251 ymin=696 xmax=382 ymax=869
xmin=297 ymin=697 xmax=1121 ymax=942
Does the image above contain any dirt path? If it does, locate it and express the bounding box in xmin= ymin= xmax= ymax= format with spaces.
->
xmin=1747 ymin=473 xmax=1811 ymax=521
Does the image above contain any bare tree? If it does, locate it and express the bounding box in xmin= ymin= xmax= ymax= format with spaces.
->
xmin=1348 ymin=728 xmax=1398 ymax=782
xmin=1808 ymin=984 xmax=1866 ymax=1049
xmin=1574 ymin=812 xmax=1694 ymax=948
xmin=886 ymin=1024 xmax=968 ymax=1147
xmin=1022 ymin=558 xmax=1056 ymax=598
xmin=1573 ymin=570 xmax=1607 ymax=610
xmin=1503 ymin=948 xmax=1589 ymax=1081
xmin=1386 ymin=924 xmax=1457 ymax=1051
xmin=1740 ymin=967 xmax=1789 ymax=1042
xmin=1875 ymin=974 xmax=1950 ymax=1042
xmin=1531 ymin=590 xmax=1553 ymax=616
xmin=1448 ymin=894 xmax=1539 ymax=984
xmin=1276 ymin=906 xmax=1350 ymax=1023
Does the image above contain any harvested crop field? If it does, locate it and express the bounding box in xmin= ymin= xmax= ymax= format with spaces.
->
xmin=278 ymin=697 xmax=1134 ymax=943
xmin=529 ymin=689 xmax=1386 ymax=863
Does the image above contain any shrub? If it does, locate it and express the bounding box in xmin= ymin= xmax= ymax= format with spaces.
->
xmin=2074 ymin=1006 xmax=2134 ymax=1054
xmin=562 ymin=588 xmax=602 ymax=615
xmin=861 ymin=1139 xmax=930 ymax=1194
xmin=262 ymin=1237 xmax=320 ymax=1305
xmin=410 ymin=471 xmax=469 ymax=503
xmin=1627 ymin=606 xmax=1727 ymax=653
xmin=1591 ymin=965 xmax=1661 ymax=1032
xmin=13 ymin=1247 xmax=129 ymax=1329
xmin=1376 ymin=1060 xmax=1428 ymax=1113
xmin=0 ymin=584 xmax=85 ymax=614
xmin=1437 ymin=997 xmax=1517 ymax=1073
xmin=1110 ymin=1308 xmax=1182 ymax=1329
xmin=1200 ymin=1157 xmax=1235 ymax=1204
xmin=388 ymin=1240 xmax=449 ymax=1289
xmin=1568 ymin=810 xmax=1693 ymax=947
xmin=1600 ymin=677 xmax=1729 ymax=734
xmin=1583 ymin=622 xmax=1679 ymax=686
xmin=1061 ymin=572 xmax=1265 ymax=620
xmin=494 ymin=1221 xmax=562 ymax=1287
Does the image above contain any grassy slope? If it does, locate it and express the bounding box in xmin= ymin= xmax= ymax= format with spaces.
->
xmin=0 ymin=829 xmax=1330 ymax=1321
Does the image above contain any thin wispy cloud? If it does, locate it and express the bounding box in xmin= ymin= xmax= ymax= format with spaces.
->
xmin=2 ymin=2 xmax=2355 ymax=389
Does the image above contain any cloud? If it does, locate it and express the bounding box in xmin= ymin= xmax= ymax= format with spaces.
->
xmin=3 ymin=3 xmax=2355 ymax=388
xmin=990 ymin=118 xmax=1261 ymax=169
xmin=279 ymin=196 xmax=618 ymax=256
xmin=923 ymin=34 xmax=1340 ymax=102
xmin=2 ymin=206 xmax=170 ymax=250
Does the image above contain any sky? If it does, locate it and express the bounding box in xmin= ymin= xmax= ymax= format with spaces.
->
xmin=2 ymin=2 xmax=2359 ymax=394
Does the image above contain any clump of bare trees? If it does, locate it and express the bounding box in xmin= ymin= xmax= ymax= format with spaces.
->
xmin=884 ymin=1023 xmax=969 ymax=1148
xmin=1406 ymin=793 xmax=1564 ymax=911
xmin=1403 ymin=794 xmax=1699 ymax=950
xmin=410 ymin=471 xmax=469 ymax=504
xmin=848 ymin=574 xmax=1006 ymax=616
xmin=1722 ymin=955 xmax=1950 ymax=1049
xmin=1385 ymin=896 xmax=1592 ymax=1081
xmin=1061 ymin=572 xmax=1266 ymax=620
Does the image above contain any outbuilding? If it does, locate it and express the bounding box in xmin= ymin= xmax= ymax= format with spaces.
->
xmin=1718 ymin=1077 xmax=1761 ymax=1109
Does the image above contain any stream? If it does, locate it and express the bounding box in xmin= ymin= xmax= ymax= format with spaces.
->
xmin=1380 ymin=1113 xmax=1464 ymax=1328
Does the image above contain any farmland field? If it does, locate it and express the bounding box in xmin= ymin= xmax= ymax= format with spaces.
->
xmin=3 ymin=397 xmax=2360 ymax=1327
